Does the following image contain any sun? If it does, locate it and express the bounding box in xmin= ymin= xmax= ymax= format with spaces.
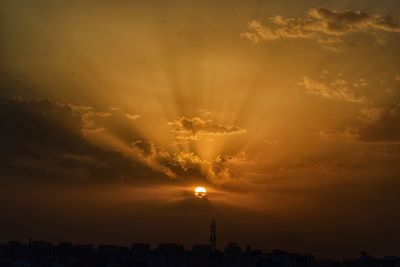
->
xmin=194 ymin=186 xmax=207 ymax=198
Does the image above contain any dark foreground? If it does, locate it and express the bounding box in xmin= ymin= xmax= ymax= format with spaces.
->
xmin=0 ymin=240 xmax=398 ymax=267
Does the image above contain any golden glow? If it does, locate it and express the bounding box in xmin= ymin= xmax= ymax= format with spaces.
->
xmin=194 ymin=186 xmax=207 ymax=198
xmin=2 ymin=1 xmax=400 ymax=222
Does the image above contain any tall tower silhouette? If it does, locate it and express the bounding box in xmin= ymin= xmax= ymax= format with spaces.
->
xmin=210 ymin=216 xmax=216 ymax=251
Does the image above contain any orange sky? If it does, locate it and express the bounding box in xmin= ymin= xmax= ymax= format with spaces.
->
xmin=0 ymin=0 xmax=400 ymax=258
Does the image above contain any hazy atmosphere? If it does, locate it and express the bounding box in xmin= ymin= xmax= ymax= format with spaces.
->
xmin=1 ymin=0 xmax=400 ymax=259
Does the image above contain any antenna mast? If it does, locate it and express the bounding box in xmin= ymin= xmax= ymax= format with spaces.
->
xmin=210 ymin=217 xmax=216 ymax=251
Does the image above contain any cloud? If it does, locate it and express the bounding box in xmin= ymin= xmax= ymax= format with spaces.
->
xmin=320 ymin=105 xmax=400 ymax=144
xmin=0 ymin=97 xmax=164 ymax=184
xmin=309 ymin=8 xmax=400 ymax=33
xmin=0 ymin=97 xmax=232 ymax=184
xmin=126 ymin=113 xmax=141 ymax=121
xmin=0 ymin=97 xmax=87 ymax=156
xmin=358 ymin=105 xmax=400 ymax=143
xmin=0 ymin=97 xmax=256 ymax=189
xmin=69 ymin=105 xmax=141 ymax=138
xmin=206 ymin=153 xmax=255 ymax=187
xmin=173 ymin=152 xmax=205 ymax=171
xmin=130 ymin=140 xmax=179 ymax=179
xmin=168 ymin=117 xmax=246 ymax=140
xmin=319 ymin=127 xmax=359 ymax=142
xmin=131 ymin=140 xmax=169 ymax=159
xmin=299 ymin=76 xmax=367 ymax=103
xmin=241 ymin=8 xmax=400 ymax=49
xmin=358 ymin=107 xmax=385 ymax=122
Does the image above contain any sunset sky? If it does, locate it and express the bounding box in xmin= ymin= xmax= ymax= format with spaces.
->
xmin=1 ymin=0 xmax=400 ymax=258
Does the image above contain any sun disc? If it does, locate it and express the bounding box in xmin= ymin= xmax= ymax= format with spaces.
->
xmin=194 ymin=186 xmax=207 ymax=198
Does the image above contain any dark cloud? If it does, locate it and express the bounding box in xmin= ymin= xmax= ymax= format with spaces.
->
xmin=310 ymin=8 xmax=400 ymax=33
xmin=168 ymin=117 xmax=246 ymax=140
xmin=319 ymin=105 xmax=400 ymax=144
xmin=0 ymin=96 xmax=251 ymax=187
xmin=358 ymin=105 xmax=400 ymax=143
xmin=0 ymin=98 xmax=81 ymax=153
xmin=73 ymin=105 xmax=142 ymax=142
xmin=205 ymin=154 xmax=256 ymax=190
xmin=130 ymin=140 xmax=180 ymax=179
xmin=241 ymin=7 xmax=400 ymax=49
xmin=0 ymin=97 xmax=166 ymax=185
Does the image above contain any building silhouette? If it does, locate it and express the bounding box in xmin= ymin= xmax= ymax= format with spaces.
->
xmin=0 ymin=219 xmax=398 ymax=267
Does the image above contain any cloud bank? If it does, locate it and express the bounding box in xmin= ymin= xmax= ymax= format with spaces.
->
xmin=168 ymin=117 xmax=246 ymax=140
xmin=241 ymin=8 xmax=400 ymax=49
xmin=299 ymin=76 xmax=367 ymax=103
xmin=0 ymin=97 xmax=254 ymax=187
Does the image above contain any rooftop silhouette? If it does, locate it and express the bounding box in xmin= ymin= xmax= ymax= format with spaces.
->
xmin=1 ymin=239 xmax=398 ymax=267
xmin=1 ymin=218 xmax=399 ymax=266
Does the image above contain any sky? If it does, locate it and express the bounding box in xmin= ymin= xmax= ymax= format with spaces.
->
xmin=1 ymin=0 xmax=400 ymax=259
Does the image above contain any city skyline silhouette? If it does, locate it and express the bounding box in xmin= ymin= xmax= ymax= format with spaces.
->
xmin=1 ymin=0 xmax=400 ymax=265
